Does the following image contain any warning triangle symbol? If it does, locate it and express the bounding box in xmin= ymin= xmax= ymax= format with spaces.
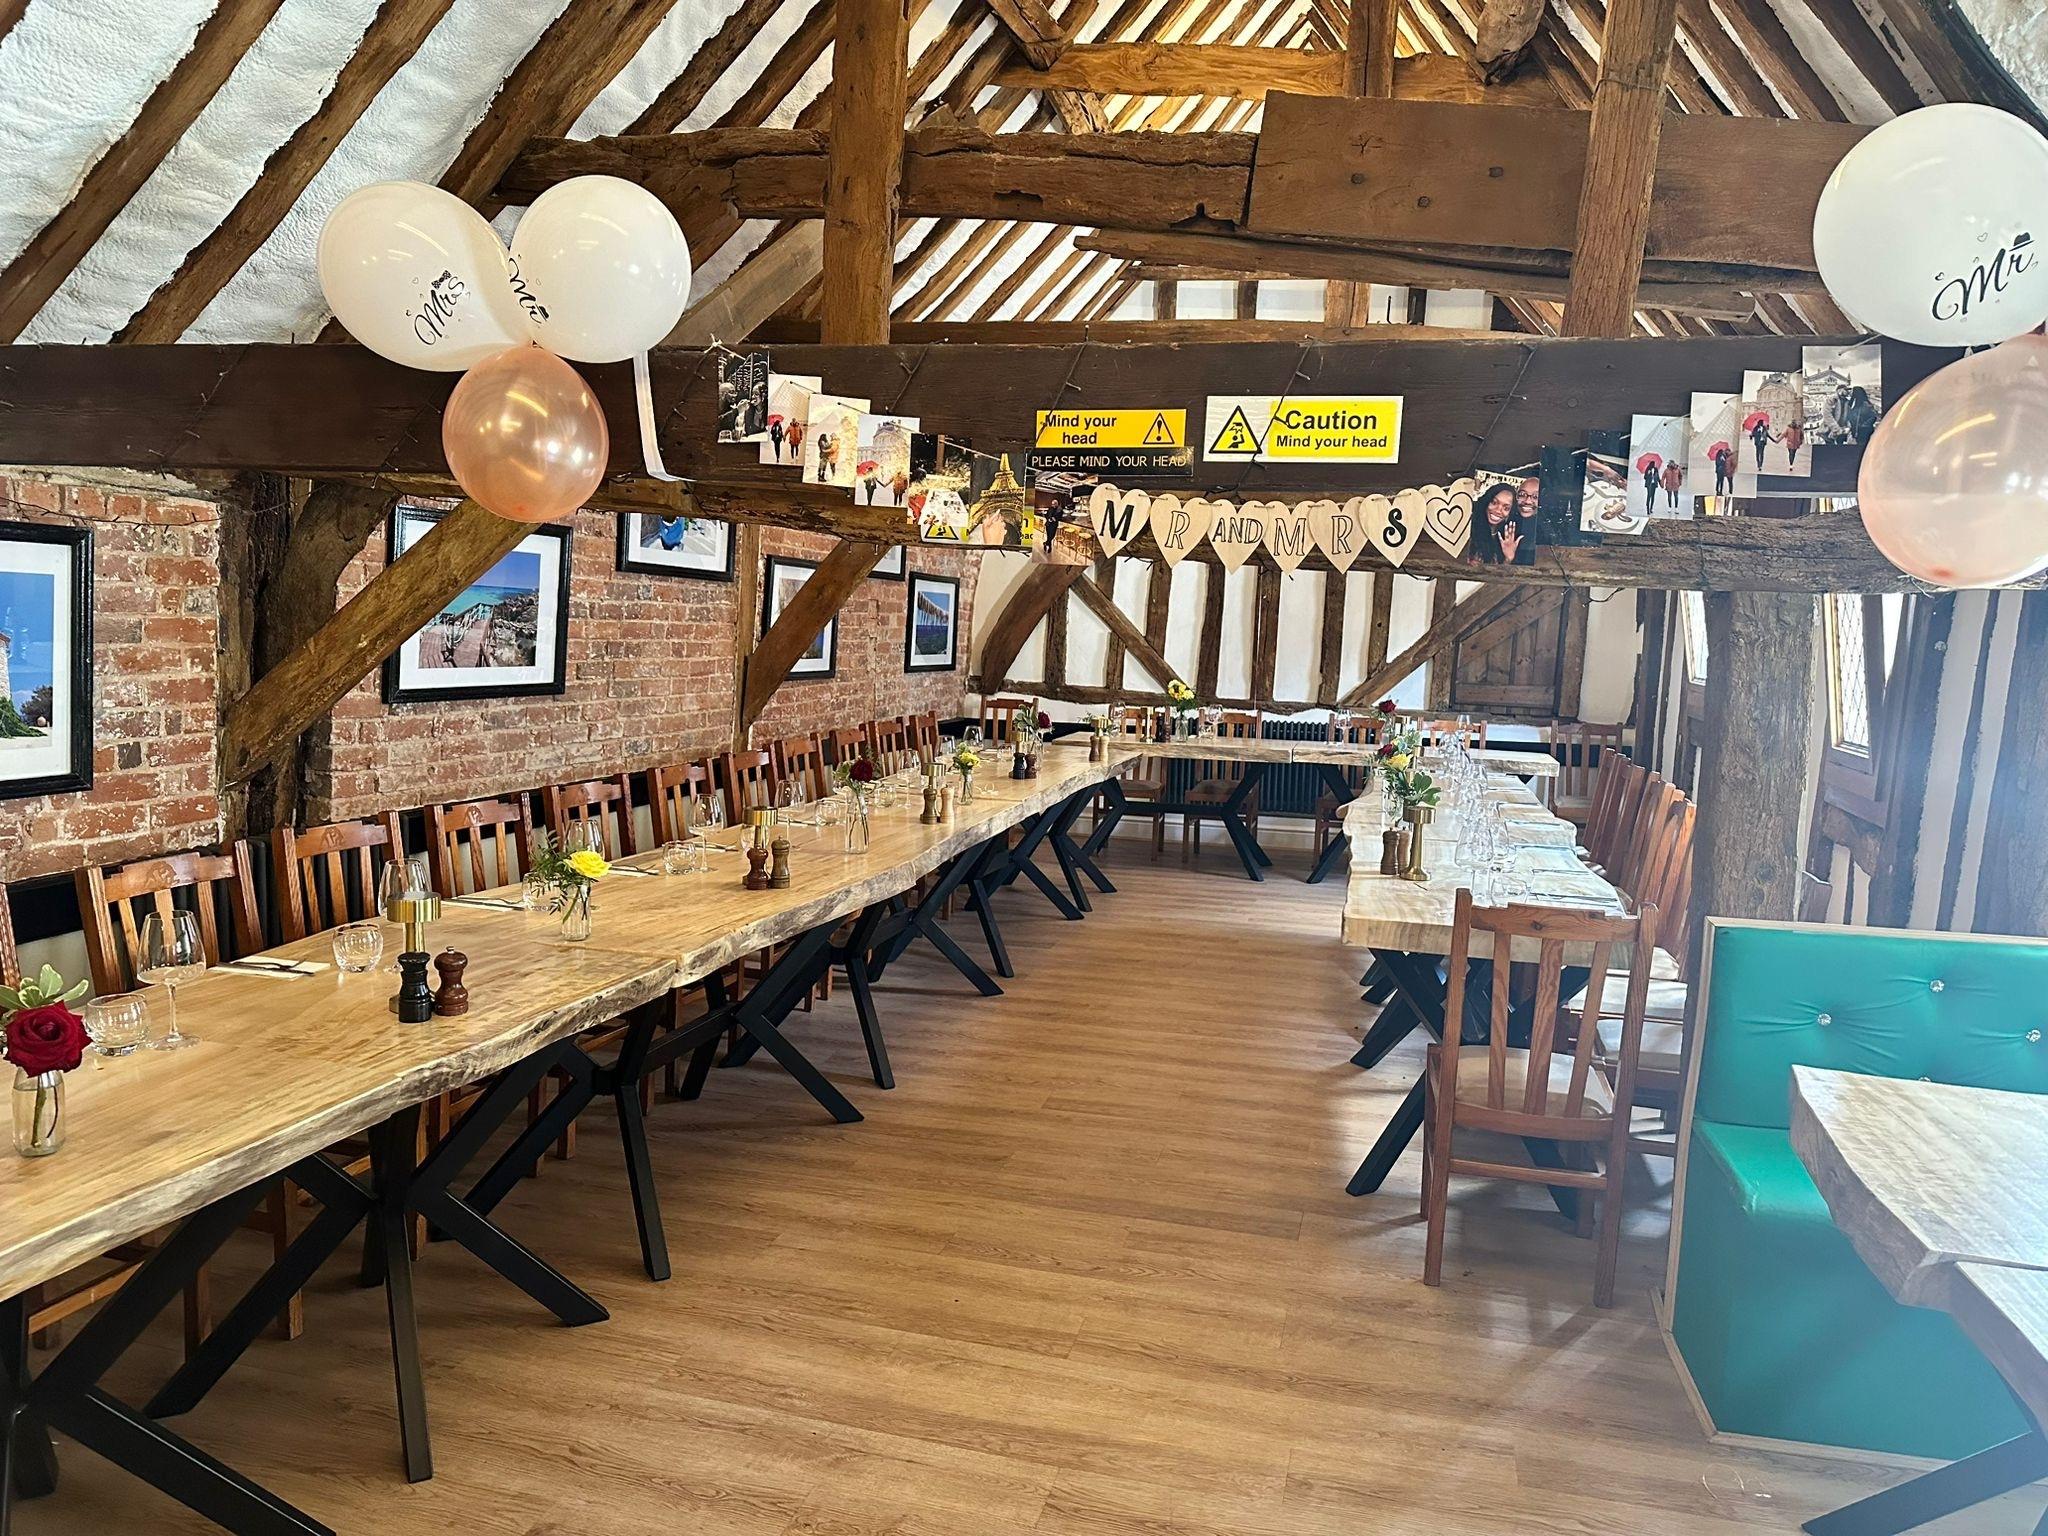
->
xmin=1142 ymin=411 xmax=1177 ymax=447
xmin=1207 ymin=404 xmax=1261 ymax=456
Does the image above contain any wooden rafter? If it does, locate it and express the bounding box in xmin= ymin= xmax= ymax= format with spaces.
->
xmin=1337 ymin=585 xmax=1524 ymax=708
xmin=0 ymin=0 xmax=287 ymax=342
xmin=627 ymin=0 xmax=789 ymax=134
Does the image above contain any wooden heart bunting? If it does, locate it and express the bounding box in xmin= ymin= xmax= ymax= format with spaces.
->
xmin=1086 ymin=483 xmax=1150 ymax=557
xmin=1421 ymin=479 xmax=1474 ymax=557
xmin=1305 ymin=499 xmax=1362 ymax=572
xmin=1370 ymin=492 xmax=1417 ymax=568
xmin=1207 ymin=499 xmax=1266 ymax=571
xmin=1259 ymin=501 xmax=1315 ymax=572
xmin=1148 ymin=493 xmax=1215 ymax=566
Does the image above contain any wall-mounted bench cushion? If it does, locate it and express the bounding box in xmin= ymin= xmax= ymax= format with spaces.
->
xmin=1667 ymin=920 xmax=2048 ymax=1459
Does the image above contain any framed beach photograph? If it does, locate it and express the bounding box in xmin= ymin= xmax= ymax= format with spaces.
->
xmin=763 ymin=556 xmax=837 ymax=680
xmin=904 ymin=572 xmax=960 ymax=673
xmin=383 ymin=505 xmax=572 ymax=704
xmin=871 ymin=544 xmax=906 ymax=580
xmin=0 ymin=521 xmax=93 ymax=799
xmin=617 ymin=513 xmax=735 ymax=581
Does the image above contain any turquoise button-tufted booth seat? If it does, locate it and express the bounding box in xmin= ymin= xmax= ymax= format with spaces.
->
xmin=1667 ymin=919 xmax=2048 ymax=1459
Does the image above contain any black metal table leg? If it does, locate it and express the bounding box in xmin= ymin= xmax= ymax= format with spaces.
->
xmin=1005 ymin=798 xmax=1087 ymax=920
xmin=367 ymin=1108 xmax=432 ymax=1482
xmin=721 ymin=925 xmax=866 ymax=1123
xmin=964 ymin=839 xmax=1016 ymax=979
xmin=1347 ymin=1078 xmax=1426 ymax=1196
xmin=1046 ymin=790 xmax=1113 ymax=901
xmin=3 ymin=1292 xmax=57 ymax=1515
xmin=1352 ymin=995 xmax=1421 ymax=1069
xmin=1210 ymin=764 xmax=1272 ymax=881
xmin=1306 ymin=766 xmax=1361 ymax=885
xmin=1803 ymin=1428 xmax=2048 ymax=1535
xmin=1082 ymin=778 xmax=1127 ymax=859
xmin=837 ymin=904 xmax=896 ymax=1089
xmin=1347 ymin=950 xmax=1449 ymax=1194
xmin=13 ymin=1186 xmax=335 ymax=1536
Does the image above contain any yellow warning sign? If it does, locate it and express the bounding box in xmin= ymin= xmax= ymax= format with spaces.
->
xmin=1035 ymin=409 xmax=1186 ymax=450
xmin=1202 ymin=395 xmax=1404 ymax=463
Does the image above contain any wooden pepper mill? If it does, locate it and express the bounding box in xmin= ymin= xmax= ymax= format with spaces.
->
xmin=432 ymin=949 xmax=470 ymax=1016
xmin=921 ymin=779 xmax=940 ymax=824
xmin=770 ymin=830 xmax=791 ymax=889
xmin=1378 ymin=826 xmax=1408 ymax=876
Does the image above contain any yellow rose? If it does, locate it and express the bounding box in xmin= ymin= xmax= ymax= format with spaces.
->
xmin=1387 ymin=752 xmax=1411 ymax=770
xmin=567 ymin=849 xmax=610 ymax=881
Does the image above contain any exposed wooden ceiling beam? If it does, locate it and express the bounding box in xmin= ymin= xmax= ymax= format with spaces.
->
xmin=985 ymin=0 xmax=1076 ymax=66
xmin=1338 ymin=584 xmax=1524 ymax=708
xmin=0 ymin=0 xmax=287 ymax=342
xmin=1711 ymin=0 xmax=1846 ymax=120
xmin=1798 ymin=0 xmax=1922 ymax=116
xmin=820 ymin=0 xmax=910 ymax=345
xmin=743 ymin=538 xmax=886 ymax=729
xmin=1473 ymin=0 xmax=1547 ymax=80
xmin=625 ymin=0 xmax=788 ymax=134
xmin=118 ymin=0 xmax=457 ymax=344
xmin=992 ymin=38 xmax=1561 ymax=102
xmin=1562 ymin=0 xmax=1681 ymax=334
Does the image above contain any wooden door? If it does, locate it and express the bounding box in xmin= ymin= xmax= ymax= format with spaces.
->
xmin=1442 ymin=588 xmax=1586 ymax=719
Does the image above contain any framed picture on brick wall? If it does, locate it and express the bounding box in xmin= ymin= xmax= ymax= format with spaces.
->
xmin=870 ymin=544 xmax=905 ymax=580
xmin=904 ymin=572 xmax=960 ymax=673
xmin=616 ymin=513 xmax=734 ymax=581
xmin=763 ymin=556 xmax=837 ymax=681
xmin=0 ymin=521 xmax=93 ymax=799
xmin=382 ymin=505 xmax=572 ymax=705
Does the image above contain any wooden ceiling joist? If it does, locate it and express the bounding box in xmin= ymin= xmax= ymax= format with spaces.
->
xmin=0 ymin=0 xmax=288 ymax=342
xmin=625 ymin=0 xmax=790 ymax=135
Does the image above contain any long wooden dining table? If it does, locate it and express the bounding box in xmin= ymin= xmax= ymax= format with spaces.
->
xmin=0 ymin=748 xmax=1131 ymax=1536
xmin=1080 ymin=734 xmax=1559 ymax=884
xmin=1791 ymin=1067 xmax=2048 ymax=1536
xmin=1336 ymin=771 xmax=1629 ymax=1198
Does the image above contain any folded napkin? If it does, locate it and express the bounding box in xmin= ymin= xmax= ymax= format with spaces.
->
xmin=1523 ymin=870 xmax=1622 ymax=905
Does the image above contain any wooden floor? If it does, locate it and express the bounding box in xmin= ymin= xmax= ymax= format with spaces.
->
xmin=21 ymin=834 xmax=2031 ymax=1534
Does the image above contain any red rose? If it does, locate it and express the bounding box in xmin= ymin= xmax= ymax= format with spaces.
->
xmin=1377 ymin=742 xmax=1398 ymax=759
xmin=849 ymin=757 xmax=877 ymax=784
xmin=5 ymin=1003 xmax=89 ymax=1077
xmin=1376 ymin=697 xmax=1397 ymax=715
xmin=1036 ymin=712 xmax=1051 ymax=729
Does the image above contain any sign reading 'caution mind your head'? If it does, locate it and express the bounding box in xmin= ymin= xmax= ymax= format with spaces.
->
xmin=1202 ymin=396 xmax=1405 ymax=464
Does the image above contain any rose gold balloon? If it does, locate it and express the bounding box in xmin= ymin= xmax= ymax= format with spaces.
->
xmin=1859 ymin=333 xmax=2048 ymax=588
xmin=441 ymin=344 xmax=609 ymax=524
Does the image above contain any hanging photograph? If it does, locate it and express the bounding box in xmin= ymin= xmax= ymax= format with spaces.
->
xmin=1738 ymin=369 xmax=1810 ymax=478
xmin=854 ymin=412 xmax=919 ymax=507
xmin=0 ymin=521 xmax=92 ymax=799
xmin=1467 ymin=469 xmax=1539 ymax=565
xmin=1802 ymin=342 xmax=1884 ymax=446
xmin=872 ymin=545 xmax=906 ymax=580
xmin=1580 ymin=429 xmax=1640 ymax=535
xmin=1536 ymin=445 xmax=1600 ymax=547
xmin=904 ymin=572 xmax=961 ymax=673
xmin=716 ymin=351 xmax=770 ymax=443
xmin=762 ymin=556 xmax=837 ymax=680
xmin=761 ymin=371 xmax=822 ymax=467
xmin=802 ymin=394 xmax=870 ymax=490
xmin=909 ymin=437 xmax=1036 ymax=550
xmin=1687 ymin=391 xmax=1750 ymax=500
xmin=1627 ymin=413 xmax=1692 ymax=519
xmin=1031 ymin=471 xmax=1102 ymax=565
xmin=617 ymin=513 xmax=735 ymax=581
xmin=383 ymin=505 xmax=571 ymax=704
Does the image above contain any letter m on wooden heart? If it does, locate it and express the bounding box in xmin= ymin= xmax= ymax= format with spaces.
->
xmin=1087 ymin=484 xmax=1150 ymax=556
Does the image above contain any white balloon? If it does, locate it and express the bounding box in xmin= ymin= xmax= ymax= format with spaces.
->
xmin=510 ymin=176 xmax=693 ymax=363
xmin=1813 ymin=104 xmax=2048 ymax=347
xmin=316 ymin=181 xmax=530 ymax=371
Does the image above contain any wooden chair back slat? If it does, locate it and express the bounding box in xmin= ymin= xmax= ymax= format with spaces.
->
xmin=903 ymin=711 xmax=939 ymax=761
xmin=427 ymin=796 xmax=534 ymax=897
xmin=274 ymin=812 xmax=407 ymax=941
xmin=1420 ymin=717 xmax=1487 ymax=750
xmin=717 ymin=750 xmax=779 ymax=825
xmin=825 ymin=726 xmax=869 ymax=767
xmin=75 ymin=845 xmax=263 ymax=994
xmin=647 ymin=760 xmax=715 ymax=843
xmin=1114 ymin=706 xmax=1161 ymax=738
xmin=1592 ymin=761 xmax=1651 ymax=876
xmin=1552 ymin=720 xmax=1626 ymax=804
xmin=867 ymin=717 xmax=911 ymax=772
xmin=1203 ymin=710 xmax=1263 ymax=786
xmin=1581 ymin=753 xmax=1632 ymax=864
xmin=543 ymin=773 xmax=638 ymax=860
xmin=774 ymin=735 xmax=827 ymax=801
xmin=1613 ymin=777 xmax=1681 ymax=901
xmin=981 ymin=695 xmax=1033 ymax=744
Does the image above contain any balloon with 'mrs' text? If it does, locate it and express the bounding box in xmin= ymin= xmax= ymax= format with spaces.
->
xmin=1858 ymin=334 xmax=2048 ymax=588
xmin=1813 ymin=104 xmax=2048 ymax=347
xmin=442 ymin=345 xmax=610 ymax=524
xmin=316 ymin=182 xmax=530 ymax=370
xmin=509 ymin=176 xmax=693 ymax=363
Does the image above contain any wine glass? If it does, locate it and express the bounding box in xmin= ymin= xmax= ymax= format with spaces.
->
xmin=694 ymin=793 xmax=726 ymax=838
xmin=139 ymin=909 xmax=205 ymax=1050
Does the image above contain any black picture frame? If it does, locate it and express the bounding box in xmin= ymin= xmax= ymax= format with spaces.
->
xmin=904 ymin=572 xmax=961 ymax=673
xmin=0 ymin=520 xmax=93 ymax=800
xmin=763 ymin=555 xmax=838 ymax=681
xmin=381 ymin=504 xmax=574 ymax=704
xmin=870 ymin=544 xmax=906 ymax=580
xmin=616 ymin=512 xmax=736 ymax=582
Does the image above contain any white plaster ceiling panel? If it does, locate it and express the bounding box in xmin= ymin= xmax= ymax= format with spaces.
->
xmin=1959 ymin=0 xmax=2048 ymax=109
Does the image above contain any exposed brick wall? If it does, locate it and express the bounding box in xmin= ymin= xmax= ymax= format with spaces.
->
xmin=0 ymin=474 xmax=222 ymax=881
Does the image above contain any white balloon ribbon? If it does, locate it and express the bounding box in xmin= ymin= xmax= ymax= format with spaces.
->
xmin=633 ymin=350 xmax=684 ymax=482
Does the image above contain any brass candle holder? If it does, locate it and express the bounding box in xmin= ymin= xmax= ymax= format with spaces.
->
xmin=382 ymin=890 xmax=442 ymax=1023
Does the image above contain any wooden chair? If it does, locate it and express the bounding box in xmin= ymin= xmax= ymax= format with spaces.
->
xmin=1577 ymin=752 xmax=1633 ymax=870
xmin=1096 ymin=707 xmax=1167 ymax=855
xmin=773 ymin=735 xmax=828 ymax=802
xmin=1183 ymin=710 xmax=1263 ymax=857
xmin=1585 ymin=758 xmax=1650 ymax=875
xmin=1313 ymin=713 xmax=1382 ymax=866
xmin=902 ymin=710 xmax=940 ymax=762
xmin=1550 ymin=721 xmax=1625 ymax=825
xmin=427 ymin=794 xmax=534 ymax=897
xmin=76 ymin=845 xmax=268 ymax=1349
xmin=867 ymin=716 xmax=912 ymax=773
xmin=647 ymin=760 xmax=716 ymax=843
xmin=1420 ymin=717 xmax=1487 ymax=750
xmin=716 ymin=749 xmax=779 ymax=826
xmin=543 ymin=772 xmax=638 ymax=859
xmin=1606 ymin=773 xmax=1679 ymax=900
xmin=981 ymin=695 xmax=1032 ymax=745
xmin=274 ymin=812 xmax=407 ymax=942
xmin=1421 ymin=891 xmax=1660 ymax=1307
xmin=825 ymin=725 xmax=869 ymax=769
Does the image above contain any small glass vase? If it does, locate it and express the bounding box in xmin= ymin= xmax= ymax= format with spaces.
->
xmin=12 ymin=1069 xmax=65 ymax=1158
xmin=560 ymin=884 xmax=594 ymax=943
xmin=959 ymin=768 xmax=976 ymax=802
xmin=846 ymin=794 xmax=871 ymax=854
